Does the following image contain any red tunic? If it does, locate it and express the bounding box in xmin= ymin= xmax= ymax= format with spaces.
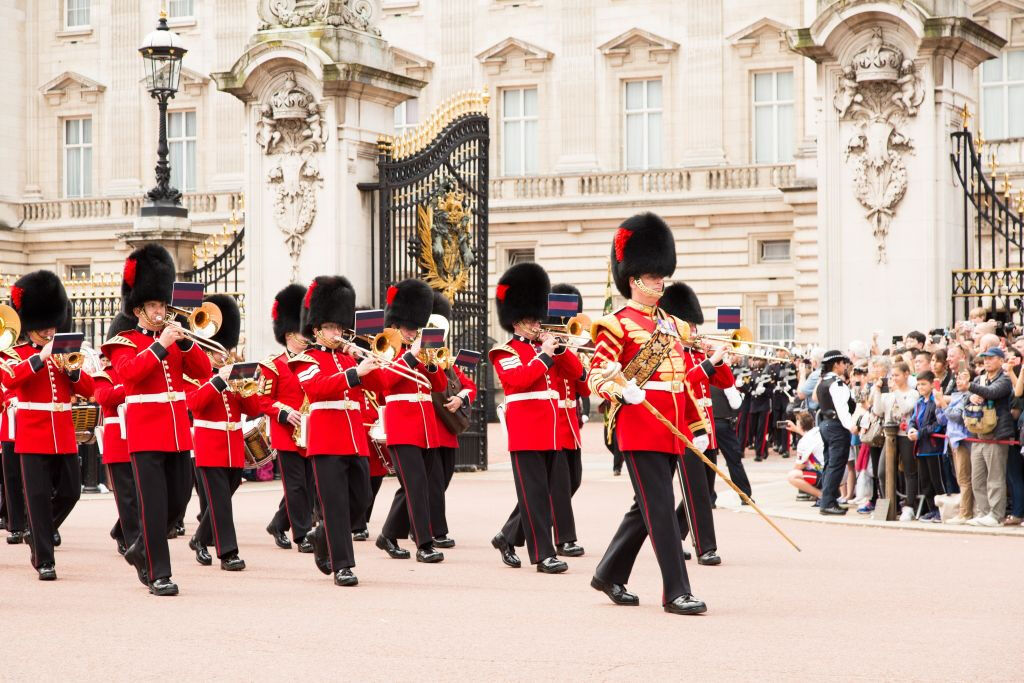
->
xmin=186 ymin=374 xmax=264 ymax=468
xmin=256 ymin=350 xmax=307 ymax=456
xmin=102 ymin=327 xmax=212 ymax=454
xmin=435 ymin=363 xmax=479 ymax=449
xmin=6 ymin=343 xmax=95 ymax=455
xmin=553 ymin=351 xmax=589 ymax=451
xmin=289 ymin=346 xmax=386 ymax=457
xmin=587 ymin=302 xmax=706 ymax=455
xmin=93 ymin=369 xmax=129 ymax=464
xmin=683 ymin=347 xmax=735 ymax=449
xmin=489 ymin=336 xmax=582 ymax=452
xmin=376 ymin=349 xmax=447 ymax=449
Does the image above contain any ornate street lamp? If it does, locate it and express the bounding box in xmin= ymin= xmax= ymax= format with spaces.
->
xmin=139 ymin=11 xmax=188 ymax=217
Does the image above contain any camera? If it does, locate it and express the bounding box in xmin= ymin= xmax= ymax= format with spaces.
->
xmin=776 ymin=420 xmax=790 ymax=429
xmin=891 ymin=335 xmax=903 ymax=345
xmin=852 ymin=367 xmax=867 ymax=376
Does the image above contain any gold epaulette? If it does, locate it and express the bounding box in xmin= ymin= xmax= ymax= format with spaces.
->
xmin=91 ymin=370 xmax=112 ymax=383
xmin=487 ymin=343 xmax=517 ymax=361
xmin=183 ymin=375 xmax=202 ymax=388
xmin=102 ymin=335 xmax=137 ymax=349
xmin=590 ymin=313 xmax=624 ymax=343
xmin=259 ymin=353 xmax=280 ymax=375
xmin=287 ymin=352 xmax=318 ymax=366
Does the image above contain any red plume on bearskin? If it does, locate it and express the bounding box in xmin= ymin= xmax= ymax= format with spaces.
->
xmin=495 ymin=284 xmax=509 ymax=301
xmin=10 ymin=286 xmax=22 ymax=310
xmin=272 ymin=283 xmax=306 ymax=347
xmin=122 ymin=257 xmax=137 ymax=288
xmin=384 ymin=280 xmax=432 ymax=329
xmin=495 ymin=262 xmax=549 ymax=333
xmin=386 ymin=285 xmax=398 ymax=306
xmin=304 ymin=280 xmax=318 ymax=309
xmin=613 ymin=228 xmax=630 ymax=263
xmin=271 ymin=299 xmax=279 ymax=321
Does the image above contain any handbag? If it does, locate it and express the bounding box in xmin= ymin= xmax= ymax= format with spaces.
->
xmin=432 ymin=367 xmax=470 ymax=435
xmin=862 ymin=414 xmax=885 ymax=447
xmin=964 ymin=401 xmax=997 ymax=435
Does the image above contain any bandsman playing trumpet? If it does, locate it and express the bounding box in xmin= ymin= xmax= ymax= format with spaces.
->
xmin=289 ymin=276 xmax=384 ymax=586
xmin=6 ymin=270 xmax=94 ymax=581
xmin=1 ymin=321 xmax=27 ymax=546
xmin=259 ymin=284 xmax=315 ymax=554
xmin=186 ymin=294 xmax=263 ymax=572
xmin=102 ymin=243 xmax=212 ymax=596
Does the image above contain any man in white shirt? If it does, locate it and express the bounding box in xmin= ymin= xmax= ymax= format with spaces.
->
xmin=785 ymin=412 xmax=824 ymax=500
xmin=814 ymin=350 xmax=855 ymax=515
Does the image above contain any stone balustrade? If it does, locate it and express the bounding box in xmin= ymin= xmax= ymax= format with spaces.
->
xmin=489 ymin=164 xmax=794 ymax=202
xmin=11 ymin=191 xmax=243 ymax=224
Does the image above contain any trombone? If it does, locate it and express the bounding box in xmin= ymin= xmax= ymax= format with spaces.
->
xmin=680 ymin=325 xmax=795 ymax=362
xmin=329 ymin=329 xmax=432 ymax=390
xmin=160 ymin=302 xmax=230 ymax=357
xmin=541 ymin=313 xmax=596 ymax=353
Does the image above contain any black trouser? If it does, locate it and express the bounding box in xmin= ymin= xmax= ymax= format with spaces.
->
xmin=869 ymin=445 xmax=883 ymax=503
xmin=311 ymin=455 xmax=369 ymax=571
xmin=191 ymin=457 xmax=206 ymax=525
xmin=269 ymin=450 xmax=314 ymax=543
xmin=2 ymin=441 xmax=25 ymax=533
xmin=107 ymin=462 xmax=140 ymax=549
xmin=916 ymin=455 xmax=943 ymax=515
xmin=770 ymin=398 xmax=790 ymax=454
xmin=565 ymin=448 xmax=583 ymax=494
xmin=737 ymin=403 xmax=752 ymax=449
xmin=704 ymin=418 xmax=752 ymax=505
xmin=676 ymin=450 xmax=717 ymax=555
xmin=20 ymin=453 xmax=80 ymax=569
xmin=499 ymin=450 xmax=560 ymax=564
xmin=130 ymin=451 xmax=193 ymax=582
xmin=594 ymin=451 xmax=692 ymax=605
xmin=195 ymin=466 xmax=242 ymax=559
xmin=548 ymin=449 xmax=578 ymax=545
xmin=605 ymin=422 xmax=624 ymax=472
xmin=818 ymin=420 xmax=851 ymax=509
xmin=353 ymin=475 xmax=384 ymax=532
xmin=382 ymin=445 xmax=436 ymax=549
xmin=749 ymin=410 xmax=771 ymax=458
xmin=896 ymin=435 xmax=918 ymax=512
xmin=429 ymin=446 xmax=458 ymax=537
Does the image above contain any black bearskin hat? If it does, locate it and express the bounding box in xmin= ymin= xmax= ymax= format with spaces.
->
xmin=300 ymin=276 xmax=356 ymax=339
xmin=550 ymin=283 xmax=583 ymax=321
xmin=122 ymin=243 xmax=175 ymax=313
xmin=384 ymin=279 xmax=433 ymax=329
xmin=610 ymin=212 xmax=676 ymax=298
xmin=431 ymin=290 xmax=452 ymax=320
xmin=105 ymin=312 xmax=137 ymax=340
xmin=272 ymin=283 xmax=306 ymax=346
xmin=658 ymin=282 xmax=703 ymax=325
xmin=205 ymin=294 xmax=241 ymax=351
xmin=496 ymin=262 xmax=550 ymax=333
xmin=11 ymin=270 xmax=68 ymax=333
xmin=58 ymin=301 xmax=74 ymax=334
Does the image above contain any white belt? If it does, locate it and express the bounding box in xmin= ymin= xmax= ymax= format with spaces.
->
xmin=385 ymin=393 xmax=432 ymax=404
xmin=505 ymin=390 xmax=558 ymax=403
xmin=126 ymin=391 xmax=186 ymax=405
xmin=104 ymin=417 xmax=123 ymax=427
xmin=643 ymin=381 xmax=686 ymax=393
xmin=557 ymin=399 xmax=576 ymax=409
xmin=193 ymin=419 xmax=242 ymax=432
xmin=18 ymin=401 xmax=72 ymax=413
xmin=309 ymin=400 xmax=360 ymax=412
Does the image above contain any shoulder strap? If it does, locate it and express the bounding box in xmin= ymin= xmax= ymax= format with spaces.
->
xmin=590 ymin=313 xmax=624 ymax=343
xmin=103 ymin=335 xmax=137 ymax=349
xmin=287 ymin=352 xmax=318 ymax=366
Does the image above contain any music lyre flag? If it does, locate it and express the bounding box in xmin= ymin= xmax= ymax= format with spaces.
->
xmin=51 ymin=332 xmax=84 ymax=354
xmin=171 ymin=282 xmax=205 ymax=308
xmin=454 ymin=349 xmax=481 ymax=368
xmin=355 ymin=309 xmax=385 ymax=336
xmin=547 ymin=293 xmax=579 ymax=318
xmin=717 ymin=307 xmax=742 ymax=330
xmin=420 ymin=327 xmax=445 ymax=349
xmin=228 ymin=362 xmax=260 ymax=380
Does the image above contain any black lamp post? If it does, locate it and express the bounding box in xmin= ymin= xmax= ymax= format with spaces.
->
xmin=139 ymin=11 xmax=188 ymax=217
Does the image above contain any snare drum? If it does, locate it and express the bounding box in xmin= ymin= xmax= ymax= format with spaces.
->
xmin=243 ymin=417 xmax=275 ymax=469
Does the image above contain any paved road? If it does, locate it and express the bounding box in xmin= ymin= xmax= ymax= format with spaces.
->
xmin=2 ymin=423 xmax=1021 ymax=680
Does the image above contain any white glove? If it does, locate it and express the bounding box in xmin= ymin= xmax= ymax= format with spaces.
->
xmin=723 ymin=386 xmax=743 ymax=410
xmin=692 ymin=434 xmax=710 ymax=452
xmin=620 ymin=379 xmax=646 ymax=405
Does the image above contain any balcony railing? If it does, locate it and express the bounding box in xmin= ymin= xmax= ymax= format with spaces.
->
xmin=12 ymin=191 xmax=243 ymax=224
xmin=489 ymin=164 xmax=795 ymax=201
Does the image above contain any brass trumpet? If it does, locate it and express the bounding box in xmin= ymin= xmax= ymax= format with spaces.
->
xmin=228 ymin=377 xmax=259 ymax=398
xmin=680 ymin=325 xmax=794 ymax=362
xmin=0 ymin=304 xmax=21 ymax=352
xmin=327 ymin=329 xmax=432 ymax=389
xmin=542 ymin=313 xmax=592 ymax=343
xmin=161 ymin=302 xmax=230 ymax=357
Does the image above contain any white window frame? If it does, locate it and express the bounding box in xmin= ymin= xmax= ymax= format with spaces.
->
xmin=758 ymin=239 xmax=792 ymax=263
xmin=757 ymin=307 xmax=795 ymax=344
xmin=501 ymin=87 xmax=539 ymax=176
xmin=168 ymin=0 xmax=195 ymax=18
xmin=63 ymin=117 xmax=93 ymax=198
xmin=65 ymin=264 xmax=91 ymax=281
xmin=622 ymin=78 xmax=662 ymax=171
xmin=394 ymin=99 xmax=419 ymax=134
xmin=752 ymin=70 xmax=794 ymax=164
xmin=505 ymin=246 xmax=535 ymax=268
xmin=65 ymin=0 xmax=90 ymax=28
xmin=981 ymin=50 xmax=1024 ymax=140
xmin=168 ymin=110 xmax=197 ymax=193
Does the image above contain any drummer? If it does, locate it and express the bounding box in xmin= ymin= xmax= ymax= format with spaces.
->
xmin=185 ymin=294 xmax=264 ymax=571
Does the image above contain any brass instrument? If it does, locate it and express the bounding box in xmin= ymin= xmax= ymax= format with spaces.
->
xmin=228 ymin=376 xmax=259 ymax=398
xmin=160 ymin=302 xmax=230 ymax=356
xmin=54 ymin=351 xmax=84 ymax=372
xmin=681 ymin=325 xmax=794 ymax=362
xmin=331 ymin=329 xmax=432 ymax=389
xmin=293 ymin=396 xmax=310 ymax=449
xmin=0 ymin=305 xmax=21 ymax=352
xmin=542 ymin=313 xmax=595 ymax=350
xmin=418 ymin=313 xmax=450 ymax=368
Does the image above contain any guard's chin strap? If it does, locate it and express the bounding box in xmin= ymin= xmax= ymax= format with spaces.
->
xmin=633 ymin=277 xmax=664 ymax=299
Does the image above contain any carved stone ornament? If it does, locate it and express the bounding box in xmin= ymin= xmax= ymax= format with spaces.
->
xmin=834 ymin=28 xmax=924 ymax=263
xmin=256 ymin=73 xmax=329 ymax=282
xmin=257 ymin=0 xmax=380 ymax=35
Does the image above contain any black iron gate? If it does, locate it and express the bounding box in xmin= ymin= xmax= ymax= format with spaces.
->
xmin=375 ymin=92 xmax=490 ymax=471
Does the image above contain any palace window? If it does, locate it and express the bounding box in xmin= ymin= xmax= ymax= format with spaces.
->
xmin=758 ymin=239 xmax=791 ymax=262
xmin=394 ymin=99 xmax=419 ymax=134
xmin=63 ymin=118 xmax=92 ymax=198
xmin=66 ymin=0 xmax=90 ymax=28
xmin=168 ymin=0 xmax=195 ymax=18
xmin=753 ymin=71 xmax=794 ymax=163
xmin=501 ymin=87 xmax=538 ymax=176
xmin=505 ymin=247 xmax=535 ymax=267
xmin=758 ymin=307 xmax=794 ymax=344
xmin=168 ymin=110 xmax=197 ymax=193
xmin=981 ymin=50 xmax=1024 ymax=140
xmin=623 ymin=79 xmax=662 ymax=170
xmin=65 ymin=264 xmax=90 ymax=280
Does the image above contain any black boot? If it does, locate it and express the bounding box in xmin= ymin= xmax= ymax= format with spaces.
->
xmin=266 ymin=522 xmax=292 ymax=549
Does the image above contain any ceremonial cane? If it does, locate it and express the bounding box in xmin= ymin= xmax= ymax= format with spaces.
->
xmin=601 ymin=363 xmax=802 ymax=552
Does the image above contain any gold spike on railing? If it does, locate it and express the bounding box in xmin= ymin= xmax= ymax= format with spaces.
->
xmin=380 ymin=87 xmax=489 ymax=161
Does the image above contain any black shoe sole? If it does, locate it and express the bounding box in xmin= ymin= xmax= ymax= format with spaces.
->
xmin=38 ymin=570 xmax=56 ymax=581
xmin=537 ymin=562 xmax=568 ymax=574
xmin=375 ymin=536 xmax=410 ymax=559
xmin=590 ymin=577 xmax=639 ymax=606
xmin=149 ymin=585 xmax=179 ymax=596
xmin=664 ymin=603 xmax=707 ymax=615
xmin=416 ymin=553 xmax=444 ymax=564
xmin=220 ymin=562 xmax=246 ymax=571
xmin=433 ymin=538 xmax=455 ymax=549
xmin=334 ymin=577 xmax=359 ymax=587
xmin=556 ymin=547 xmax=585 ymax=558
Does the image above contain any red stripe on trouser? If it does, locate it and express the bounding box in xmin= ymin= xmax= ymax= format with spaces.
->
xmin=678 ymin=455 xmax=702 ymax=553
xmin=628 ymin=453 xmax=665 ymax=605
xmin=18 ymin=455 xmax=38 ymax=566
xmin=512 ymin=453 xmax=540 ymax=563
xmin=129 ymin=454 xmax=155 ymax=580
xmin=310 ymin=457 xmax=334 ymax=572
xmin=760 ymin=415 xmax=770 ymax=453
xmin=391 ymin=448 xmax=418 ymax=546
xmin=199 ymin=469 xmax=222 ymax=557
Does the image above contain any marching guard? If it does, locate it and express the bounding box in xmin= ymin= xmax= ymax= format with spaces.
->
xmin=187 ymin=294 xmax=261 ymax=571
xmin=259 ymin=283 xmax=315 ymax=553
xmin=103 ymin=243 xmax=212 ymax=596
xmin=489 ymin=262 xmax=581 ymax=574
xmin=587 ymin=213 xmax=707 ymax=615
xmin=6 ymin=271 xmax=94 ymax=580
xmin=1 ymin=347 xmax=26 ymax=545
xmin=290 ymin=276 xmax=383 ymax=586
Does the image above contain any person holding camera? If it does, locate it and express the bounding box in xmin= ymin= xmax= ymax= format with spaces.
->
xmin=784 ymin=412 xmax=823 ymax=500
xmin=871 ymin=361 xmax=918 ymax=520
xmin=965 ymin=347 xmax=1014 ymax=527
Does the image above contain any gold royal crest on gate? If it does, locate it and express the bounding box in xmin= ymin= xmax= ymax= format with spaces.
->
xmin=416 ymin=176 xmax=477 ymax=301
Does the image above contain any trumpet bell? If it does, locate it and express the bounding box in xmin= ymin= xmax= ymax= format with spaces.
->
xmin=565 ymin=313 xmax=592 ymax=338
xmin=0 ymin=304 xmax=21 ymax=351
xmin=190 ymin=302 xmax=223 ymax=340
xmin=372 ymin=328 xmax=404 ymax=361
xmin=729 ymin=326 xmax=754 ymax=348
